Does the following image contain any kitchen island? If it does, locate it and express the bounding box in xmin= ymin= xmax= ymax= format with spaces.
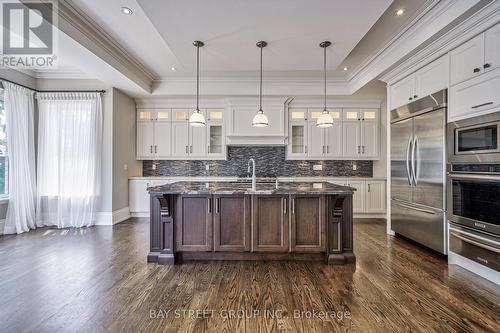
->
xmin=147 ymin=181 xmax=355 ymax=265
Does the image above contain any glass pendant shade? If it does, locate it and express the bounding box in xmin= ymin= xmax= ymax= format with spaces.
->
xmin=316 ymin=110 xmax=334 ymax=128
xmin=252 ymin=109 xmax=269 ymax=127
xmin=189 ymin=109 xmax=206 ymax=127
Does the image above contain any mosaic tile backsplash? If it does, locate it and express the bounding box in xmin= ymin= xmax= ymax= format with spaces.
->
xmin=143 ymin=146 xmax=372 ymax=178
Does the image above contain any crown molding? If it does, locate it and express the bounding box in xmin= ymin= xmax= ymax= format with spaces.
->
xmin=347 ymin=0 xmax=481 ymax=92
xmin=57 ymin=0 xmax=154 ymax=92
xmin=379 ymin=0 xmax=500 ymax=85
xmin=151 ymin=77 xmax=350 ymax=96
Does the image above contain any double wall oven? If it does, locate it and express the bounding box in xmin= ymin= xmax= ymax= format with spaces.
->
xmin=447 ymin=112 xmax=500 ymax=271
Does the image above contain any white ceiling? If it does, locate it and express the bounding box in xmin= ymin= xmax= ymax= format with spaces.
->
xmin=137 ymin=0 xmax=391 ymax=74
xmin=70 ymin=0 xmax=394 ymax=79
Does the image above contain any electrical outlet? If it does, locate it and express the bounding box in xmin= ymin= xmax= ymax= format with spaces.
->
xmin=313 ymin=164 xmax=323 ymax=171
xmin=205 ymin=164 xmax=210 ymax=171
xmin=123 ymin=164 xmax=128 ymax=171
xmin=152 ymin=163 xmax=157 ymax=170
xmin=352 ymin=164 xmax=357 ymax=171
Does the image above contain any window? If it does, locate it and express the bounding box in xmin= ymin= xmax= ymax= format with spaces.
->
xmin=0 ymin=99 xmax=8 ymax=197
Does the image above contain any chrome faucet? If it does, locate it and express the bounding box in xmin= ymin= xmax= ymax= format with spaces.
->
xmin=247 ymin=158 xmax=256 ymax=191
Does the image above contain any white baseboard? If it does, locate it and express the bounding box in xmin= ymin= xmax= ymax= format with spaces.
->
xmin=130 ymin=212 xmax=149 ymax=218
xmin=0 ymin=219 xmax=5 ymax=235
xmin=448 ymin=251 xmax=500 ymax=285
xmin=95 ymin=207 xmax=131 ymax=226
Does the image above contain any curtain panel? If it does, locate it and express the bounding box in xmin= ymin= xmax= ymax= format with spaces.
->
xmin=3 ymin=82 xmax=37 ymax=234
xmin=36 ymin=92 xmax=102 ymax=228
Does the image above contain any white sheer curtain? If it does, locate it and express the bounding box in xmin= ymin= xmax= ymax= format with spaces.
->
xmin=36 ymin=92 xmax=102 ymax=228
xmin=3 ymin=82 xmax=37 ymax=234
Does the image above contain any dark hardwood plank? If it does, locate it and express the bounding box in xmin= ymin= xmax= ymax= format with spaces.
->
xmin=0 ymin=218 xmax=499 ymax=332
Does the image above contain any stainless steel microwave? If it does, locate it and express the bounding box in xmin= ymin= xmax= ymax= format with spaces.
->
xmin=448 ymin=112 xmax=500 ymax=164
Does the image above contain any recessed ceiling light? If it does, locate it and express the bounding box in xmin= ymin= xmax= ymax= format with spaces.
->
xmin=121 ymin=7 xmax=133 ymax=15
xmin=343 ymin=67 xmax=348 ymax=71
xmin=396 ymin=8 xmax=404 ymax=16
xmin=170 ymin=67 xmax=176 ymax=71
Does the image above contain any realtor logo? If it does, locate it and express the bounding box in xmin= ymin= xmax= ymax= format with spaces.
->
xmin=0 ymin=0 xmax=58 ymax=68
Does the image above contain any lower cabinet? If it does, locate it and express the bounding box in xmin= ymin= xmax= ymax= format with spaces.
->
xmin=213 ymin=195 xmax=251 ymax=252
xmin=365 ymin=181 xmax=386 ymax=213
xmin=175 ymin=195 xmax=213 ymax=252
xmin=252 ymin=195 xmax=289 ymax=252
xmin=290 ymin=196 xmax=326 ymax=252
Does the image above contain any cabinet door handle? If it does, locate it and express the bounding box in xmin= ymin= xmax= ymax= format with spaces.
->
xmin=473 ymin=67 xmax=481 ymax=73
xmin=413 ymin=95 xmax=418 ymax=99
xmin=471 ymin=102 xmax=493 ymax=109
xmin=208 ymin=198 xmax=212 ymax=213
xmin=305 ymin=145 xmax=308 ymax=154
xmin=150 ymin=145 xmax=153 ymax=154
xmin=292 ymin=198 xmax=295 ymax=214
xmin=483 ymin=63 xmax=491 ymax=69
xmin=368 ymin=184 xmax=371 ymax=192
xmin=190 ymin=146 xmax=193 ymax=154
xmin=357 ymin=145 xmax=360 ymax=154
xmin=283 ymin=198 xmax=287 ymax=214
xmin=326 ymin=145 xmax=329 ymax=154
xmin=362 ymin=145 xmax=365 ymax=154
xmin=154 ymin=145 xmax=157 ymax=153
xmin=216 ymin=198 xmax=220 ymax=213
xmin=185 ymin=145 xmax=188 ymax=154
xmin=208 ymin=145 xmax=210 ymax=153
xmin=409 ymin=97 xmax=413 ymax=101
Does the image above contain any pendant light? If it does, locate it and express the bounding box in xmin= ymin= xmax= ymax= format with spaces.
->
xmin=252 ymin=41 xmax=269 ymax=127
xmin=189 ymin=40 xmax=206 ymax=127
xmin=316 ymin=41 xmax=334 ymax=128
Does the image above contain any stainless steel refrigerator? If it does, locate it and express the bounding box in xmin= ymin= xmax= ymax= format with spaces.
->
xmin=391 ymin=89 xmax=447 ymax=254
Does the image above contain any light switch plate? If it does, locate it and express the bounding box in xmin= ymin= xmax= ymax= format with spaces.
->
xmin=313 ymin=164 xmax=323 ymax=171
xmin=352 ymin=164 xmax=357 ymax=171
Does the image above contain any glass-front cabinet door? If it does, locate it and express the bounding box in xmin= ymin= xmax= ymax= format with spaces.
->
xmin=207 ymin=123 xmax=226 ymax=157
xmin=290 ymin=123 xmax=307 ymax=156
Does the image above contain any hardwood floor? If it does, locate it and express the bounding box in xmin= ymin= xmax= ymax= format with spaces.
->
xmin=0 ymin=219 xmax=499 ymax=332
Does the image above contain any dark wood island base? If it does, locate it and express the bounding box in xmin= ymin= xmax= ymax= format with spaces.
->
xmin=147 ymin=182 xmax=356 ymax=265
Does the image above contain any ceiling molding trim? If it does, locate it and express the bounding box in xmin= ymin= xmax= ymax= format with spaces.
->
xmin=58 ymin=0 xmax=154 ymax=92
xmin=151 ymin=78 xmax=351 ymax=96
xmin=347 ymin=0 xmax=480 ymax=93
xmin=379 ymin=0 xmax=500 ymax=84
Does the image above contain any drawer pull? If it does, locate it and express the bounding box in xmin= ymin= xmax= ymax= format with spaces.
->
xmin=450 ymin=231 xmax=500 ymax=254
xmin=483 ymin=63 xmax=491 ymax=69
xmin=471 ymin=102 xmax=493 ymax=109
xmin=473 ymin=67 xmax=481 ymax=73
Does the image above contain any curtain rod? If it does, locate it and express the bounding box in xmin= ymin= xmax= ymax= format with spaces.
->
xmin=0 ymin=77 xmax=106 ymax=94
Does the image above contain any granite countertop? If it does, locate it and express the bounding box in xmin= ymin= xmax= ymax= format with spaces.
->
xmin=148 ymin=181 xmax=355 ymax=195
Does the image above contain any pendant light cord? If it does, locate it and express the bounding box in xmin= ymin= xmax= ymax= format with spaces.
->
xmin=324 ymin=45 xmax=327 ymax=112
xmin=196 ymin=43 xmax=200 ymax=111
xmin=259 ymin=44 xmax=263 ymax=111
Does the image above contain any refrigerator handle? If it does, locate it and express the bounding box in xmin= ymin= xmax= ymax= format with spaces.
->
xmin=405 ymin=136 xmax=412 ymax=186
xmin=411 ymin=136 xmax=418 ymax=186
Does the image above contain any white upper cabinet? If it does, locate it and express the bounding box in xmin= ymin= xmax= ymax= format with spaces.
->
xmin=342 ymin=121 xmax=361 ymax=157
xmin=307 ymin=122 xmax=325 ymax=158
xmin=449 ymin=23 xmax=500 ymax=86
xmin=485 ymin=23 xmax=500 ymax=74
xmin=390 ymin=55 xmax=449 ymax=109
xmin=154 ymin=122 xmax=172 ymax=158
xmin=171 ymin=121 xmax=190 ymax=158
xmin=324 ymin=122 xmax=342 ymax=157
xmin=450 ymin=34 xmax=485 ymax=86
xmin=342 ymin=109 xmax=379 ymax=159
xmin=137 ymin=122 xmax=155 ymax=159
xmin=390 ymin=76 xmax=416 ymax=109
xmin=415 ymin=55 xmax=449 ymax=99
xmin=136 ymin=108 xmax=226 ymax=160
